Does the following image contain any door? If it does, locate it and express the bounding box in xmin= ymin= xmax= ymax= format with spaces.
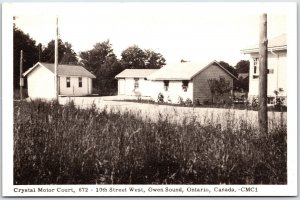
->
xmin=118 ymin=79 xmax=125 ymax=95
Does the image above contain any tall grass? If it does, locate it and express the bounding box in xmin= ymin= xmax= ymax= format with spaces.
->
xmin=14 ymin=100 xmax=286 ymax=184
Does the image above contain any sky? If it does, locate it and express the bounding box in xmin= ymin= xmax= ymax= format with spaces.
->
xmin=13 ymin=3 xmax=287 ymax=66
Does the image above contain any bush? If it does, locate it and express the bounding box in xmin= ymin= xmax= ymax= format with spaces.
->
xmin=194 ymin=98 xmax=201 ymax=106
xmin=203 ymin=99 xmax=210 ymax=105
xmin=157 ymin=93 xmax=164 ymax=103
xmin=185 ymin=98 xmax=193 ymax=106
xmin=178 ymin=96 xmax=184 ymax=105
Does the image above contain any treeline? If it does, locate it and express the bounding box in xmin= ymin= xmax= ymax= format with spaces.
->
xmin=14 ymin=25 xmax=249 ymax=96
xmin=14 ymin=26 xmax=166 ymax=95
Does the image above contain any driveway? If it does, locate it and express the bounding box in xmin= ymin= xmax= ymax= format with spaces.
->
xmin=58 ymin=96 xmax=286 ymax=129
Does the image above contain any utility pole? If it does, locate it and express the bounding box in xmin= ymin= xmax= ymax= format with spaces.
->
xmin=259 ymin=13 xmax=268 ymax=135
xmin=54 ymin=17 xmax=59 ymax=99
xmin=19 ymin=50 xmax=24 ymax=100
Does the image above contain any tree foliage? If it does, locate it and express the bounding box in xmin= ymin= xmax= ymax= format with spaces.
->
xmin=207 ymin=76 xmax=232 ymax=104
xmin=79 ymin=40 xmax=122 ymax=95
xmin=219 ymin=61 xmax=238 ymax=78
xmin=235 ymin=60 xmax=250 ymax=74
xmin=13 ymin=26 xmax=39 ymax=88
xmin=234 ymin=60 xmax=250 ymax=92
xmin=121 ymin=45 xmax=166 ymax=69
xmin=145 ymin=49 xmax=166 ymax=69
xmin=121 ymin=45 xmax=147 ymax=69
xmin=41 ymin=39 xmax=78 ymax=64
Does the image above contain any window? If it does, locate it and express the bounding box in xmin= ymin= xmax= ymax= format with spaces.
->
xmin=134 ymin=78 xmax=139 ymax=89
xmin=182 ymin=80 xmax=189 ymax=92
xmin=253 ymin=58 xmax=258 ymax=74
xmin=66 ymin=77 xmax=70 ymax=88
xmin=163 ymin=80 xmax=169 ymax=91
xmin=267 ymin=69 xmax=274 ymax=74
xmin=78 ymin=77 xmax=82 ymax=87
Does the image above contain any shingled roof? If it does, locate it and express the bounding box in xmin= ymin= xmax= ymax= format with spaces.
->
xmin=241 ymin=34 xmax=287 ymax=53
xmin=115 ymin=69 xmax=158 ymax=78
xmin=23 ymin=62 xmax=96 ymax=78
xmin=148 ymin=60 xmax=238 ymax=81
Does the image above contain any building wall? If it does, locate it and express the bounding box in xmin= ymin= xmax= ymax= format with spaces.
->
xmin=192 ymin=64 xmax=234 ymax=104
xmin=59 ymin=76 xmax=92 ymax=96
xmin=27 ymin=65 xmax=55 ymax=99
xmin=150 ymin=80 xmax=194 ymax=103
xmin=248 ymin=50 xmax=287 ymax=102
xmin=118 ymin=78 xmax=153 ymax=97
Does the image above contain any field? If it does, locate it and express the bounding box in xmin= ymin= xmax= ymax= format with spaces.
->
xmin=14 ymin=100 xmax=287 ymax=184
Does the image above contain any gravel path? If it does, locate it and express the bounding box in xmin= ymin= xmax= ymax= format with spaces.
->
xmin=59 ymin=96 xmax=286 ymax=129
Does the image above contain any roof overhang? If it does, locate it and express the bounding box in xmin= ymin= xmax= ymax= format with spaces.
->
xmin=22 ymin=62 xmax=44 ymax=77
xmin=240 ymin=46 xmax=287 ymax=54
xmin=151 ymin=78 xmax=191 ymax=81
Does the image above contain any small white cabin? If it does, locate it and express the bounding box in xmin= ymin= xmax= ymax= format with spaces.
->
xmin=115 ymin=69 xmax=158 ymax=97
xmin=23 ymin=62 xmax=96 ymax=99
xmin=148 ymin=61 xmax=237 ymax=104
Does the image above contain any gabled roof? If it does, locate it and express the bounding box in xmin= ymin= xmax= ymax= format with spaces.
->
xmin=241 ymin=34 xmax=287 ymax=53
xmin=148 ymin=60 xmax=238 ymax=81
xmin=115 ymin=69 xmax=158 ymax=78
xmin=23 ymin=62 xmax=96 ymax=78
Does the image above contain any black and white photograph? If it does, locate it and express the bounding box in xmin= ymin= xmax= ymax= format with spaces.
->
xmin=2 ymin=2 xmax=297 ymax=197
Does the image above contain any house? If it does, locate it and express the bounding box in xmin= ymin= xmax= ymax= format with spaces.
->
xmin=147 ymin=60 xmax=238 ymax=104
xmin=240 ymin=34 xmax=287 ymax=105
xmin=115 ymin=69 xmax=158 ymax=97
xmin=23 ymin=62 xmax=96 ymax=99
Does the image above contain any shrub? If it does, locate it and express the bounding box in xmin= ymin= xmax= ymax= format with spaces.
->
xmin=157 ymin=93 xmax=164 ymax=103
xmin=178 ymin=96 xmax=184 ymax=105
xmin=203 ymin=99 xmax=210 ymax=105
xmin=185 ymin=98 xmax=193 ymax=106
xmin=194 ymin=98 xmax=201 ymax=106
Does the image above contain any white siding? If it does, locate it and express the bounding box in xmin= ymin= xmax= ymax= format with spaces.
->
xmin=248 ymin=50 xmax=287 ymax=98
xmin=59 ymin=76 xmax=92 ymax=96
xmin=150 ymin=80 xmax=193 ymax=103
xmin=118 ymin=78 xmax=153 ymax=97
xmin=27 ymin=65 xmax=55 ymax=99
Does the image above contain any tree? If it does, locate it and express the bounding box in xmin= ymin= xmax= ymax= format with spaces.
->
xmin=145 ymin=49 xmax=166 ymax=69
xmin=235 ymin=60 xmax=250 ymax=74
xmin=13 ymin=26 xmax=39 ymax=89
xmin=41 ymin=39 xmax=78 ymax=64
xmin=219 ymin=61 xmax=238 ymax=78
xmin=120 ymin=45 xmax=166 ymax=69
xmin=234 ymin=60 xmax=250 ymax=92
xmin=79 ymin=40 xmax=122 ymax=95
xmin=120 ymin=45 xmax=147 ymax=69
xmin=235 ymin=76 xmax=249 ymax=92
xmin=207 ymin=76 xmax=232 ymax=104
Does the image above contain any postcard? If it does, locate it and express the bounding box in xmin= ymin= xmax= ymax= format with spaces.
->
xmin=2 ymin=2 xmax=297 ymax=197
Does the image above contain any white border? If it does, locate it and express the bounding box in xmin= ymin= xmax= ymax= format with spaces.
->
xmin=2 ymin=2 xmax=298 ymax=197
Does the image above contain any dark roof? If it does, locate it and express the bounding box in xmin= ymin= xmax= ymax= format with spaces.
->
xmin=115 ymin=69 xmax=158 ymax=78
xmin=241 ymin=34 xmax=287 ymax=53
xmin=23 ymin=62 xmax=96 ymax=78
xmin=148 ymin=60 xmax=238 ymax=80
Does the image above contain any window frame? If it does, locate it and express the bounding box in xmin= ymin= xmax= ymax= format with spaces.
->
xmin=66 ymin=77 xmax=70 ymax=88
xmin=182 ymin=80 xmax=189 ymax=92
xmin=78 ymin=77 xmax=82 ymax=88
xmin=253 ymin=58 xmax=258 ymax=74
xmin=134 ymin=78 xmax=139 ymax=90
xmin=163 ymin=80 xmax=169 ymax=91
